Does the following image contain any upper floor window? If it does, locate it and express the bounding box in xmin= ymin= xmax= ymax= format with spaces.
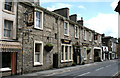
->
xmin=89 ymin=32 xmax=92 ymax=41
xmin=75 ymin=26 xmax=78 ymax=38
xmin=83 ymin=29 xmax=87 ymax=40
xmin=64 ymin=21 xmax=69 ymax=36
xmin=4 ymin=20 xmax=13 ymax=38
xmin=4 ymin=0 xmax=13 ymax=11
xmin=34 ymin=9 xmax=43 ymax=30
xmin=98 ymin=35 xmax=101 ymax=43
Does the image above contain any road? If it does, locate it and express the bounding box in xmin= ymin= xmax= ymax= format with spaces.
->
xmin=4 ymin=59 xmax=120 ymax=78
xmin=50 ymin=60 xmax=119 ymax=77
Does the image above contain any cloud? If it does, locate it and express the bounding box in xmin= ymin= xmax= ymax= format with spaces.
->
xmin=110 ymin=0 xmax=119 ymax=10
xmin=78 ymin=5 xmax=86 ymax=9
xmin=85 ymin=13 xmax=118 ymax=38
xmin=46 ymin=3 xmax=72 ymax=11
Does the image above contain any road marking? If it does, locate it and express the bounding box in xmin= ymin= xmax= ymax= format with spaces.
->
xmin=78 ymin=72 xmax=90 ymax=76
xmin=106 ymin=65 xmax=111 ymax=67
xmin=95 ymin=67 xmax=104 ymax=71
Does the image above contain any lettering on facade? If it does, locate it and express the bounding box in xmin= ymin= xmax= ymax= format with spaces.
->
xmin=61 ymin=39 xmax=71 ymax=44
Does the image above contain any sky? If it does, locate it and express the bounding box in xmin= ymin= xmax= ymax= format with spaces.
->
xmin=40 ymin=0 xmax=119 ymax=38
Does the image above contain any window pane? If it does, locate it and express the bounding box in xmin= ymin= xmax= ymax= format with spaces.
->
xmin=5 ymin=2 xmax=12 ymax=11
xmin=36 ymin=12 xmax=41 ymax=28
xmin=65 ymin=46 xmax=68 ymax=60
xmin=2 ymin=52 xmax=11 ymax=68
xmin=4 ymin=20 xmax=12 ymax=38
xmin=69 ymin=46 xmax=71 ymax=60
xmin=61 ymin=46 xmax=64 ymax=60
xmin=35 ymin=54 xmax=40 ymax=62
xmin=64 ymin=22 xmax=68 ymax=34
xmin=35 ymin=43 xmax=41 ymax=52
xmin=7 ymin=30 xmax=10 ymax=37
xmin=36 ymin=19 xmax=40 ymax=28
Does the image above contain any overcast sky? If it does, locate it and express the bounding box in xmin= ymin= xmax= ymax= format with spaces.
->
xmin=40 ymin=0 xmax=119 ymax=38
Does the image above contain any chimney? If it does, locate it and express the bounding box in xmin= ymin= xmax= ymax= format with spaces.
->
xmin=77 ymin=17 xmax=83 ymax=26
xmin=53 ymin=8 xmax=69 ymax=19
xmin=102 ymin=33 xmax=105 ymax=37
xmin=69 ymin=14 xmax=77 ymax=22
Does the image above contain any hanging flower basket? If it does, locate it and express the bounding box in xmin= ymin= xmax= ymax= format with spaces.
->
xmin=44 ymin=43 xmax=53 ymax=52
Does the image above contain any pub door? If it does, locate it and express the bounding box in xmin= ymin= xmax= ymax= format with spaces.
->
xmin=53 ymin=54 xmax=58 ymax=68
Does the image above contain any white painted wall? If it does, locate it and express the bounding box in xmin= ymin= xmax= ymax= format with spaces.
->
xmin=0 ymin=0 xmax=17 ymax=40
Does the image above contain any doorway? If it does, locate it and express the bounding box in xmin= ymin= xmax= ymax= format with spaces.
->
xmin=53 ymin=54 xmax=58 ymax=68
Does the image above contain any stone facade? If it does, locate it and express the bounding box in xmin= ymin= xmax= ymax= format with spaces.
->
xmin=1 ymin=1 xmax=103 ymax=76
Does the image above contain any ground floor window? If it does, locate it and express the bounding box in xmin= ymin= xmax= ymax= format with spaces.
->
xmin=2 ymin=52 xmax=11 ymax=68
xmin=61 ymin=44 xmax=72 ymax=62
xmin=34 ymin=41 xmax=43 ymax=66
xmin=83 ymin=47 xmax=87 ymax=60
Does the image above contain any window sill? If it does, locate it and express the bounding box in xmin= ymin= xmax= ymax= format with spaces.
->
xmin=64 ymin=34 xmax=69 ymax=37
xmin=0 ymin=68 xmax=11 ymax=72
xmin=34 ymin=27 xmax=43 ymax=30
xmin=75 ymin=37 xmax=79 ymax=39
xmin=2 ymin=9 xmax=15 ymax=15
xmin=34 ymin=62 xmax=43 ymax=66
xmin=61 ymin=60 xmax=73 ymax=63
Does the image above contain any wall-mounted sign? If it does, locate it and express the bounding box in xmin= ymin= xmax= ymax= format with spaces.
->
xmin=82 ymin=43 xmax=89 ymax=46
xmin=94 ymin=35 xmax=98 ymax=40
xmin=27 ymin=12 xmax=34 ymax=26
xmin=61 ymin=39 xmax=71 ymax=44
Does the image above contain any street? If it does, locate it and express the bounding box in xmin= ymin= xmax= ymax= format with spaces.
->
xmin=52 ymin=60 xmax=119 ymax=77
xmin=4 ymin=59 xmax=120 ymax=78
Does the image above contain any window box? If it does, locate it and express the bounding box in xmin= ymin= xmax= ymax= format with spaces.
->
xmin=44 ymin=43 xmax=53 ymax=52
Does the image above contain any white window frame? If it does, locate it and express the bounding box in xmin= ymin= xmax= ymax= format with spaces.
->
xmin=83 ymin=47 xmax=87 ymax=60
xmin=89 ymin=47 xmax=92 ymax=59
xmin=89 ymin=32 xmax=92 ymax=41
xmin=4 ymin=0 xmax=14 ymax=12
xmin=34 ymin=8 xmax=43 ymax=30
xmin=34 ymin=41 xmax=43 ymax=66
xmin=83 ymin=29 xmax=87 ymax=40
xmin=99 ymin=35 xmax=101 ymax=43
xmin=64 ymin=21 xmax=69 ymax=36
xmin=61 ymin=44 xmax=73 ymax=62
xmin=3 ymin=20 xmax=13 ymax=39
xmin=75 ymin=25 xmax=79 ymax=38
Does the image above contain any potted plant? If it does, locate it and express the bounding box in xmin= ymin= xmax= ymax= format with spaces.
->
xmin=44 ymin=43 xmax=53 ymax=52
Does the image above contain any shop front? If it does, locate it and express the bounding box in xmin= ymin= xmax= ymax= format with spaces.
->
xmin=0 ymin=41 xmax=21 ymax=76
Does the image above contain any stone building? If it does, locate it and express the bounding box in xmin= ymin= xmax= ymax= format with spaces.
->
xmin=102 ymin=35 xmax=118 ymax=60
xmin=0 ymin=1 xmax=103 ymax=76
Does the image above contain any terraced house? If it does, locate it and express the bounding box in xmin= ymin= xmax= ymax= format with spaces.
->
xmin=0 ymin=0 xmax=102 ymax=77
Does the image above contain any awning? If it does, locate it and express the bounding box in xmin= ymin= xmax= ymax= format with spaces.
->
xmin=0 ymin=41 xmax=22 ymax=52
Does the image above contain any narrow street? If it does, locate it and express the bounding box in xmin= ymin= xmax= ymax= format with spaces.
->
xmin=4 ymin=59 xmax=120 ymax=78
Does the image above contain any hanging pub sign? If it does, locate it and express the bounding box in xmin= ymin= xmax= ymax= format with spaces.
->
xmin=82 ymin=43 xmax=89 ymax=46
xmin=94 ymin=34 xmax=98 ymax=40
xmin=61 ymin=39 xmax=71 ymax=44
xmin=27 ymin=12 xmax=34 ymax=26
